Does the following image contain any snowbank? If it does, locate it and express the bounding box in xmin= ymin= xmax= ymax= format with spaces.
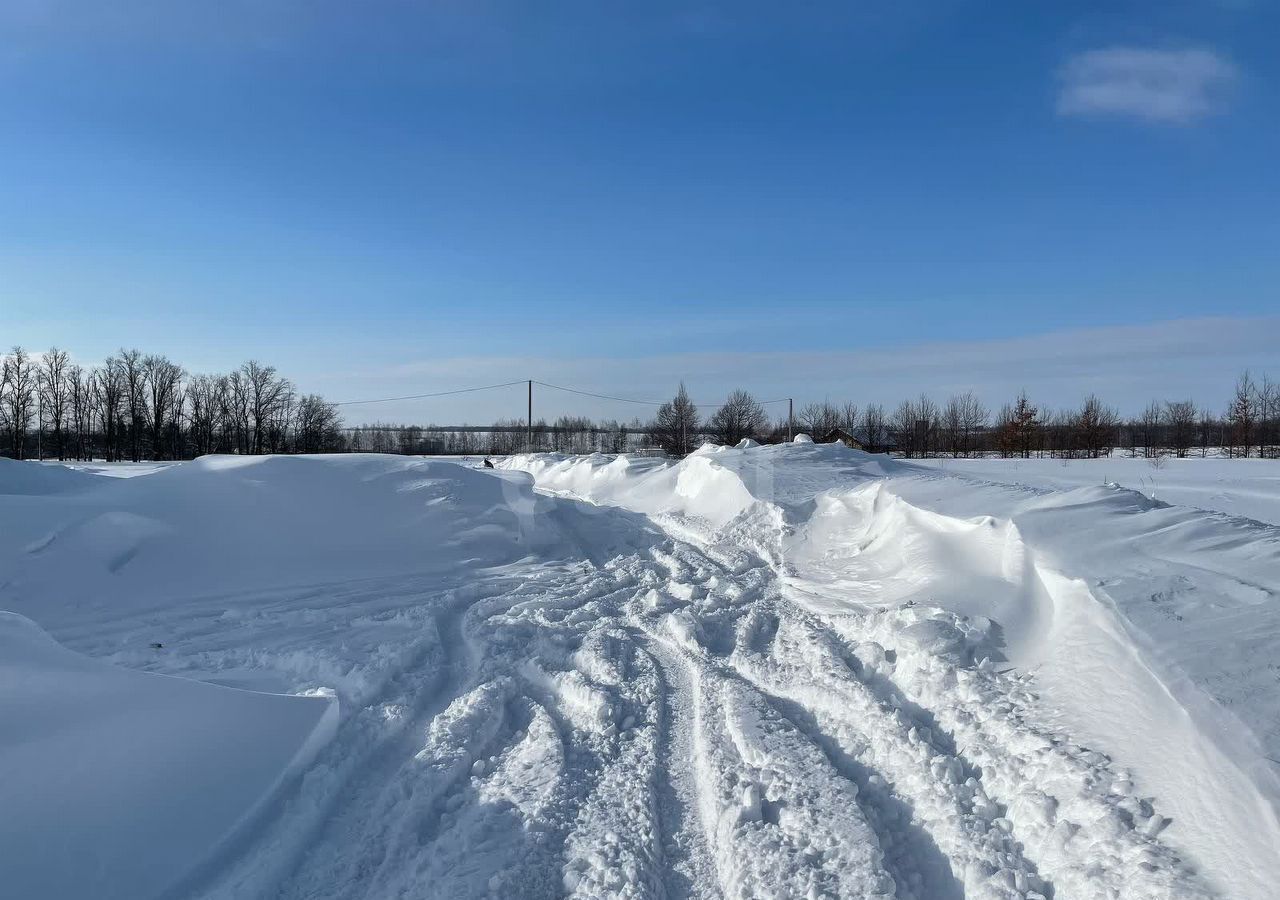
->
xmin=11 ymin=447 xmax=1280 ymax=898
xmin=0 ymin=456 xmax=101 ymax=495
xmin=0 ymin=454 xmax=587 ymax=626
xmin=0 ymin=611 xmax=337 ymax=900
xmin=506 ymin=443 xmax=1280 ymax=897
xmin=0 ymin=453 xmax=660 ymax=899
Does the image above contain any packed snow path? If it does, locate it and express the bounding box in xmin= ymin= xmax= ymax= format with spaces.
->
xmin=7 ymin=449 xmax=1275 ymax=899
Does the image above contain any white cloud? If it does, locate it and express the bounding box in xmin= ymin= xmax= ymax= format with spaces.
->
xmin=1057 ymin=46 xmax=1237 ymax=124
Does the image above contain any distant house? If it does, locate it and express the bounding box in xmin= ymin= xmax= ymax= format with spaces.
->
xmin=819 ymin=428 xmax=866 ymax=450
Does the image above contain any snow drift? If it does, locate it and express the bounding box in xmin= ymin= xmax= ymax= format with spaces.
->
xmin=504 ymin=441 xmax=1280 ymax=898
xmin=6 ymin=446 xmax=1280 ymax=899
xmin=0 ymin=453 xmax=616 ymax=626
xmin=0 ymin=611 xmax=337 ymax=900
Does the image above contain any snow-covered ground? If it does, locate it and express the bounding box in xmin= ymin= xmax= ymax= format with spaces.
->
xmin=911 ymin=454 xmax=1280 ymax=525
xmin=2 ymin=446 xmax=1277 ymax=899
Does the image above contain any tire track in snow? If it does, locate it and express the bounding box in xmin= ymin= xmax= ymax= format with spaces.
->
xmin=191 ymin=580 xmax=493 ymax=900
xmin=642 ymin=635 xmax=722 ymax=900
xmin=143 ymin=456 xmax=1220 ymax=900
xmin=832 ymin=604 xmax=1216 ymax=900
xmin=627 ymin=476 xmax=1214 ymax=899
xmin=754 ymin=689 xmax=965 ymax=900
xmin=561 ymin=637 xmax=668 ymax=899
xmin=638 ymin=527 xmax=1050 ymax=899
xmin=724 ymin=610 xmax=1051 ymax=899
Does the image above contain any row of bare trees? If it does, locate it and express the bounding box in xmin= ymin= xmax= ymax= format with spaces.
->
xmin=344 ymin=417 xmax=645 ymax=457
xmin=637 ymin=373 xmax=1280 ymax=459
xmin=8 ymin=343 xmax=1275 ymax=462
xmin=346 ymin=372 xmax=1279 ymax=460
xmin=0 ymin=346 xmax=343 ymax=461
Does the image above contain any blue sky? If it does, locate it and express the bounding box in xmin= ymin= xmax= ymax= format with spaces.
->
xmin=2 ymin=1 xmax=1277 ymax=421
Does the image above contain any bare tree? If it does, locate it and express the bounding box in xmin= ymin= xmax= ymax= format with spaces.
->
xmin=239 ymin=361 xmax=293 ymax=455
xmin=185 ymin=374 xmax=220 ymax=456
xmin=117 ymin=349 xmax=147 ymax=461
xmin=143 ymin=354 xmax=184 ymax=460
xmin=915 ymin=394 xmax=939 ymax=456
xmin=889 ymin=395 xmax=939 ymax=458
xmin=552 ymin=415 xmax=594 ymax=453
xmin=860 ymin=403 xmax=887 ymax=452
xmin=958 ymin=391 xmax=988 ymax=457
xmin=1227 ymin=371 xmax=1256 ymax=458
xmin=1260 ymin=374 xmax=1278 ymax=459
xmin=1135 ymin=400 xmax=1163 ymax=458
xmin=1076 ymin=394 xmax=1119 ymax=459
xmin=93 ymin=358 xmax=125 ymax=461
xmin=1197 ymin=407 xmax=1215 ymax=458
xmin=839 ymin=402 xmax=860 ymax=435
xmin=942 ymin=393 xmax=988 ymax=458
xmin=2 ymin=347 xmax=36 ymax=458
xmin=651 ymin=383 xmax=699 ymax=456
xmin=710 ymin=389 xmax=768 ymax=446
xmin=942 ymin=395 xmax=964 ymax=458
xmin=890 ymin=399 xmax=915 ymax=458
xmin=68 ymin=365 xmax=94 ymax=461
xmin=1164 ymin=400 xmax=1196 ymax=459
xmin=37 ymin=347 xmax=72 ymax=460
xmin=797 ymin=402 xmax=841 ymax=439
xmin=222 ymin=371 xmax=250 ymax=453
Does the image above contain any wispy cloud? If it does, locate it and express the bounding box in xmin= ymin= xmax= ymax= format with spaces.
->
xmin=1057 ymin=47 xmax=1237 ymax=124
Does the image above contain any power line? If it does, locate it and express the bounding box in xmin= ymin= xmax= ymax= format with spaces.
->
xmin=533 ymin=381 xmax=664 ymax=405
xmin=333 ymin=377 xmax=792 ymax=416
xmin=334 ymin=380 xmax=525 ymax=407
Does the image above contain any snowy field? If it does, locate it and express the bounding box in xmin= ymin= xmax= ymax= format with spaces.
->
xmin=2 ymin=445 xmax=1278 ymax=900
xmin=910 ymin=454 xmax=1280 ymax=525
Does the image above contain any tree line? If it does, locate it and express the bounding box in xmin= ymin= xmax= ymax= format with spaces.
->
xmin=0 ymin=346 xmax=344 ymax=461
xmin=3 ymin=345 xmax=1276 ymax=462
xmin=639 ymin=374 xmax=1278 ymax=459
xmin=345 ymin=371 xmax=1279 ymax=461
xmin=640 ymin=373 xmax=1278 ymax=459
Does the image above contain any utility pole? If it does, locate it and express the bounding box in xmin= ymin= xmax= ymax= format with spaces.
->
xmin=527 ymin=380 xmax=533 ymax=453
xmin=788 ymin=398 xmax=793 ymax=442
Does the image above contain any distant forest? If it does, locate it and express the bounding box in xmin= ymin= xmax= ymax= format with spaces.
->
xmin=1 ymin=346 xmax=1276 ymax=462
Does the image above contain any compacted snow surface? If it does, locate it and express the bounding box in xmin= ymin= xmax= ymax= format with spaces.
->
xmin=2 ymin=447 xmax=1278 ymax=899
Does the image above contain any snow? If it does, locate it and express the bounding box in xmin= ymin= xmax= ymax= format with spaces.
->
xmin=3 ymin=447 xmax=1278 ymax=899
xmin=911 ymin=453 xmax=1280 ymax=524
xmin=503 ymin=443 xmax=1280 ymax=898
xmin=0 ymin=454 xmax=581 ymax=624
xmin=0 ymin=610 xmax=337 ymax=900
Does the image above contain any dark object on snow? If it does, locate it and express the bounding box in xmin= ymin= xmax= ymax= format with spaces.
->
xmin=149 ymin=642 xmax=164 ymax=650
xmin=483 ymin=458 xmax=495 ymax=469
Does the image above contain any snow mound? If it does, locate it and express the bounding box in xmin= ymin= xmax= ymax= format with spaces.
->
xmin=506 ymin=442 xmax=1280 ymax=897
xmin=0 ymin=454 xmax=586 ymax=624
xmin=734 ymin=438 xmax=760 ymax=449
xmin=503 ymin=451 xmax=758 ymax=529
xmin=791 ymin=433 xmax=813 ymax=443
xmin=0 ymin=457 xmax=100 ymax=495
xmin=0 ymin=611 xmax=337 ymax=900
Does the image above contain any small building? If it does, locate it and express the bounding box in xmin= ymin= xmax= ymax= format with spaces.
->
xmin=818 ymin=428 xmax=866 ymax=450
